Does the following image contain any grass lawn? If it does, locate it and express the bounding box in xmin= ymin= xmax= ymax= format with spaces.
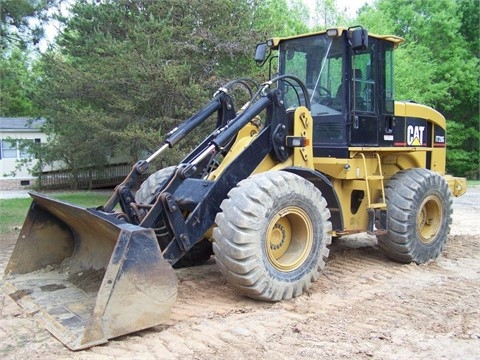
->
xmin=0 ymin=191 xmax=112 ymax=239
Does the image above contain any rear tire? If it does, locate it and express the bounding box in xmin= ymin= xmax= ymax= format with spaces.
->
xmin=377 ymin=168 xmax=452 ymax=264
xmin=213 ymin=171 xmax=331 ymax=301
xmin=136 ymin=166 xmax=213 ymax=268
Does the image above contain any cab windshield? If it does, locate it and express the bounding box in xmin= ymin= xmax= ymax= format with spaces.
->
xmin=279 ymin=34 xmax=343 ymax=116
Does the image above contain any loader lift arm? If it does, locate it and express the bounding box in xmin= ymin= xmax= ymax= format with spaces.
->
xmin=138 ymin=75 xmax=311 ymax=265
xmin=100 ymin=78 xmax=258 ymax=223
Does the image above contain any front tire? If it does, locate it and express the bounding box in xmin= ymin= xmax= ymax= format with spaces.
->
xmin=213 ymin=171 xmax=332 ymax=301
xmin=377 ymin=168 xmax=452 ymax=264
xmin=135 ymin=166 xmax=176 ymax=204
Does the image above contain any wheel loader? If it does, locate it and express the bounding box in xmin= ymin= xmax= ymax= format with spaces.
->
xmin=2 ymin=26 xmax=467 ymax=350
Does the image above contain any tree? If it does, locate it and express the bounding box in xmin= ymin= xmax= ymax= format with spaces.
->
xmin=252 ymin=0 xmax=309 ymax=36
xmin=33 ymin=0 xmax=297 ymax=178
xmin=457 ymin=0 xmax=479 ymax=58
xmin=0 ymin=0 xmax=61 ymax=49
xmin=0 ymin=0 xmax=61 ymax=117
xmin=0 ymin=47 xmax=35 ymax=116
xmin=308 ymin=0 xmax=353 ymax=28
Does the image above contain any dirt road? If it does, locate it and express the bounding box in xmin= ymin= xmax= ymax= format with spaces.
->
xmin=1 ymin=187 xmax=479 ymax=360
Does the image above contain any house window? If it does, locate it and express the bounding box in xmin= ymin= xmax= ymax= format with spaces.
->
xmin=1 ymin=140 xmax=18 ymax=158
xmin=0 ymin=139 xmax=38 ymax=159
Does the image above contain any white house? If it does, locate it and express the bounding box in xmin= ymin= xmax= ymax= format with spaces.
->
xmin=1 ymin=117 xmax=143 ymax=191
xmin=0 ymin=117 xmax=47 ymax=190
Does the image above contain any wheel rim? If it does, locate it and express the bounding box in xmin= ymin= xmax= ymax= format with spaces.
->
xmin=266 ymin=206 xmax=313 ymax=272
xmin=417 ymin=195 xmax=442 ymax=244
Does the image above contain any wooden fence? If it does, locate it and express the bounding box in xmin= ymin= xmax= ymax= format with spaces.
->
xmin=37 ymin=163 xmax=147 ymax=190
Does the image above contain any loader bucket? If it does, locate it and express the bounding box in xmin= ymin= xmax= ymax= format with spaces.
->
xmin=1 ymin=192 xmax=178 ymax=350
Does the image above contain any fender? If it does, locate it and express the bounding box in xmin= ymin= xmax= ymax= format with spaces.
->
xmin=282 ymin=166 xmax=343 ymax=232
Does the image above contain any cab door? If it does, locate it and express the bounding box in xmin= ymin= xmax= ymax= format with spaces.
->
xmin=349 ymin=40 xmax=379 ymax=146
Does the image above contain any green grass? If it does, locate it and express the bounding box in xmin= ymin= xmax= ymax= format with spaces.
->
xmin=0 ymin=191 xmax=111 ymax=238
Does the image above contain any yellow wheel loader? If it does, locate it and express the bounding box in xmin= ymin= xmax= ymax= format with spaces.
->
xmin=2 ymin=26 xmax=466 ymax=350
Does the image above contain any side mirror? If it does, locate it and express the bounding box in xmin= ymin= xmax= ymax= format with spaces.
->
xmin=348 ymin=26 xmax=368 ymax=51
xmin=255 ymin=43 xmax=268 ymax=65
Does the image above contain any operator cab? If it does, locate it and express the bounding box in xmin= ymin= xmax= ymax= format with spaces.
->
xmin=256 ymin=27 xmax=403 ymax=158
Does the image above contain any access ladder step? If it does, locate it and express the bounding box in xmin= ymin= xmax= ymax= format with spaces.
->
xmin=368 ymin=202 xmax=387 ymax=209
xmin=365 ymin=175 xmax=384 ymax=180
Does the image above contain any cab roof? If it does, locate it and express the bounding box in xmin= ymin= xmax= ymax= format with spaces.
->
xmin=267 ymin=27 xmax=404 ymax=49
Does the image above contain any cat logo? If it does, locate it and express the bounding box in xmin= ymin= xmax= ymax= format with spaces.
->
xmin=407 ymin=125 xmax=425 ymax=146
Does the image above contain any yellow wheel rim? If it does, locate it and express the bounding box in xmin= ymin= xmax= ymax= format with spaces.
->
xmin=417 ymin=195 xmax=442 ymax=244
xmin=266 ymin=206 xmax=313 ymax=272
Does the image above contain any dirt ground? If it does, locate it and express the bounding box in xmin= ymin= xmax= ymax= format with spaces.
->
xmin=1 ymin=186 xmax=479 ymax=360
